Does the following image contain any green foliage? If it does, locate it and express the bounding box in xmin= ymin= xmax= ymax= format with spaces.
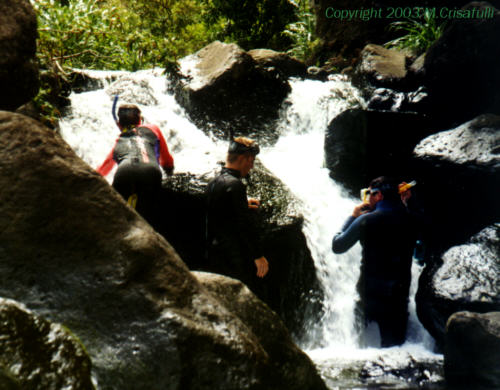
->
xmin=385 ymin=10 xmax=445 ymax=54
xmin=32 ymin=0 xmax=311 ymax=125
xmin=283 ymin=0 xmax=320 ymax=62
xmin=32 ymin=0 xmax=217 ymax=125
xmin=35 ymin=0 xmax=125 ymax=70
xmin=202 ymin=0 xmax=297 ymax=50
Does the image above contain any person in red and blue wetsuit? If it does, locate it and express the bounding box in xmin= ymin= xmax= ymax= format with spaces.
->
xmin=332 ymin=176 xmax=417 ymax=347
xmin=97 ymin=104 xmax=174 ymax=225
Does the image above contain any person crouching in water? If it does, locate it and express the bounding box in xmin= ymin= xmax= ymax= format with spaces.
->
xmin=332 ymin=176 xmax=417 ymax=347
xmin=97 ymin=104 xmax=174 ymax=226
xmin=205 ymin=137 xmax=269 ymax=296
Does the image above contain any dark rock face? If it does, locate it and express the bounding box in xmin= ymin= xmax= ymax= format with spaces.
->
xmin=411 ymin=114 xmax=500 ymax=249
xmin=423 ymin=2 xmax=500 ymax=127
xmin=324 ymin=108 xmax=432 ymax=194
xmin=0 ymin=0 xmax=39 ymax=110
xmin=194 ymin=272 xmax=328 ymax=390
xmin=173 ymin=41 xmax=291 ymax=144
xmin=444 ymin=311 xmax=500 ymax=388
xmin=313 ymin=0 xmax=500 ymax=62
xmin=0 ymin=111 xmax=326 ymax=390
xmin=416 ymin=225 xmax=500 ymax=349
xmin=158 ymin=164 xmax=323 ymax=338
xmin=0 ymin=298 xmax=94 ymax=390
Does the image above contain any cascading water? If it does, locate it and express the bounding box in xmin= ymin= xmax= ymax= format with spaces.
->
xmin=59 ymin=68 xmax=443 ymax=389
xmin=258 ymin=77 xmax=366 ymax=349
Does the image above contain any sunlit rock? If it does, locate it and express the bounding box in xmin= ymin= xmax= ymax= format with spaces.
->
xmin=416 ymin=224 xmax=500 ymax=348
xmin=353 ymin=44 xmax=408 ymax=89
xmin=106 ymin=75 xmax=158 ymax=106
xmin=247 ymin=49 xmax=307 ymax=78
xmin=174 ymin=41 xmax=290 ymax=144
xmin=411 ymin=114 xmax=500 ymax=248
xmin=310 ymin=346 xmax=443 ymax=389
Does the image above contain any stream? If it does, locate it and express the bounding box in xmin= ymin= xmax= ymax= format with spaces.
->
xmin=59 ymin=68 xmax=444 ymax=389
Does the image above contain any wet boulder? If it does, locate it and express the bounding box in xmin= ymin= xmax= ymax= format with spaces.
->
xmin=0 ymin=111 xmax=326 ymax=390
xmin=416 ymin=224 xmax=500 ymax=349
xmin=0 ymin=0 xmax=39 ymax=110
xmin=194 ymin=272 xmax=327 ymax=390
xmin=444 ymin=311 xmax=500 ymax=388
xmin=106 ymin=73 xmax=158 ymax=106
xmin=248 ymin=49 xmax=308 ymax=78
xmin=174 ymin=41 xmax=290 ymax=144
xmin=423 ymin=2 xmax=500 ymax=127
xmin=158 ymin=163 xmax=323 ymax=338
xmin=313 ymin=349 xmax=443 ymax=389
xmin=324 ymin=108 xmax=432 ymax=194
xmin=366 ymin=86 xmax=428 ymax=113
xmin=0 ymin=298 xmax=93 ymax=389
xmin=411 ymin=114 xmax=500 ymax=248
xmin=353 ymin=45 xmax=431 ymax=115
xmin=352 ymin=44 xmax=409 ymax=91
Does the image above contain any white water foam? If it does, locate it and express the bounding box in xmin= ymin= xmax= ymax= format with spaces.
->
xmin=59 ymin=69 xmax=442 ymax=388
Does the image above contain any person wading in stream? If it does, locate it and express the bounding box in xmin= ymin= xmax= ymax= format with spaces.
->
xmin=332 ymin=176 xmax=416 ymax=347
xmin=205 ymin=137 xmax=269 ymax=295
xmin=97 ymin=104 xmax=174 ymax=226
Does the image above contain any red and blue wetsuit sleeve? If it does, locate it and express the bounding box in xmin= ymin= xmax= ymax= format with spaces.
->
xmin=143 ymin=124 xmax=174 ymax=171
xmin=96 ymin=139 xmax=118 ymax=176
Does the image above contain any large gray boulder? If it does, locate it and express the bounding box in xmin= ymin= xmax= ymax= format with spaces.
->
xmin=445 ymin=311 xmax=500 ymax=388
xmin=174 ymin=41 xmax=290 ymax=144
xmin=411 ymin=114 xmax=500 ymax=249
xmin=0 ymin=298 xmax=93 ymax=389
xmin=0 ymin=0 xmax=39 ymax=110
xmin=195 ymin=272 xmax=327 ymax=390
xmin=416 ymin=224 xmax=500 ymax=348
xmin=352 ymin=44 xmax=409 ymax=91
xmin=247 ymin=48 xmax=308 ymax=78
xmin=0 ymin=111 xmax=326 ymax=390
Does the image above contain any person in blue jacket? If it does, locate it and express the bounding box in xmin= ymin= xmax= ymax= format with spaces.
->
xmin=332 ymin=176 xmax=416 ymax=347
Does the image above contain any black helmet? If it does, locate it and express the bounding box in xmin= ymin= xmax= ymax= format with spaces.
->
xmin=228 ymin=139 xmax=260 ymax=156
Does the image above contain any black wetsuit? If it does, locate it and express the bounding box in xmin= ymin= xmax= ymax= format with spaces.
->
xmin=205 ymin=168 xmax=263 ymax=288
xmin=332 ymin=199 xmax=416 ymax=347
xmin=112 ymin=127 xmax=163 ymax=199
xmin=97 ymin=124 xmax=174 ymax=226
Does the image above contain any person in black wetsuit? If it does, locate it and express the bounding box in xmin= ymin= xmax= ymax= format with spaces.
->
xmin=332 ymin=176 xmax=416 ymax=347
xmin=97 ymin=104 xmax=174 ymax=226
xmin=205 ymin=137 xmax=269 ymax=291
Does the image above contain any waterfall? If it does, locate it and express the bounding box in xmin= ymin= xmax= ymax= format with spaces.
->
xmin=59 ymin=68 xmax=442 ymax=388
xmin=259 ymin=77 xmax=366 ymax=349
